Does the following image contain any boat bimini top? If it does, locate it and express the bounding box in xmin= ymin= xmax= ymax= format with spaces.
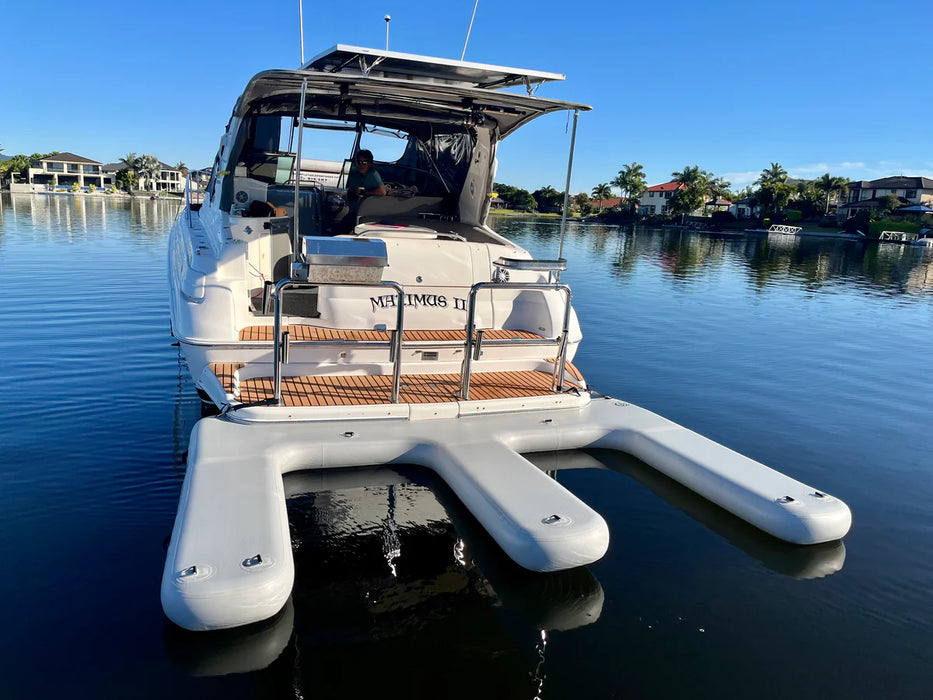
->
xmin=233 ymin=44 xmax=591 ymax=138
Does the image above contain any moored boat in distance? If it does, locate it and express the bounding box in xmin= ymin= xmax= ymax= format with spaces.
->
xmin=744 ymin=223 xmax=866 ymax=240
xmin=165 ymin=44 xmax=852 ymax=631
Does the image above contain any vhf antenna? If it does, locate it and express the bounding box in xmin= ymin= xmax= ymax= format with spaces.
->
xmin=298 ymin=0 xmax=305 ymax=65
xmin=460 ymin=0 xmax=479 ymax=60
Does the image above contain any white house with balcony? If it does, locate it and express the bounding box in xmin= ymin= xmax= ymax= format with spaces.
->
xmin=102 ymin=160 xmax=184 ymax=193
xmin=637 ymin=181 xmax=684 ymax=216
xmin=139 ymin=162 xmax=185 ymax=193
xmin=11 ymin=152 xmax=114 ymax=193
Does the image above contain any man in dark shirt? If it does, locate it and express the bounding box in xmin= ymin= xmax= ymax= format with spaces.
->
xmin=335 ymin=149 xmax=386 ymax=234
xmin=346 ymin=149 xmax=386 ymax=197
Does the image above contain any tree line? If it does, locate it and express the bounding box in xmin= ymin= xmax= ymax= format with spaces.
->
xmin=494 ymin=161 xmax=854 ymax=222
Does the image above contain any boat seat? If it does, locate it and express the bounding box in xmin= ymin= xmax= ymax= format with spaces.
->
xmin=356 ymin=195 xmax=445 ymax=223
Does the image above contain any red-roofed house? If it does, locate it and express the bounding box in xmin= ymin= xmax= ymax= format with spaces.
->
xmin=588 ymin=196 xmax=623 ymax=211
xmin=637 ymin=181 xmax=683 ymax=216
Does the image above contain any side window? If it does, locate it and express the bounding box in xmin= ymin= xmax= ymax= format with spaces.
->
xmin=359 ymin=130 xmax=408 ymax=163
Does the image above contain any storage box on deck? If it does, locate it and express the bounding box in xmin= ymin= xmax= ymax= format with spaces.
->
xmin=293 ymin=236 xmax=388 ymax=284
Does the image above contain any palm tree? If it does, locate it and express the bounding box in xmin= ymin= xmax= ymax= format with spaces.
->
xmin=708 ymin=176 xmax=731 ymax=201
xmin=670 ymin=165 xmax=713 ymax=221
xmin=136 ymin=154 xmax=161 ymax=191
xmin=611 ymin=162 xmax=647 ymax=214
xmin=591 ymin=183 xmax=612 ymax=211
xmin=815 ymin=173 xmax=849 ymax=214
xmin=120 ymin=152 xmax=139 ymax=171
xmin=757 ymin=162 xmax=787 ymax=186
xmin=701 ymin=175 xmax=731 ymax=214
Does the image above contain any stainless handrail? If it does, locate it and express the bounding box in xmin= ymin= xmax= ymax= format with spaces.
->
xmin=493 ymin=257 xmax=567 ymax=272
xmin=184 ymin=172 xmax=193 ymax=227
xmin=460 ymin=282 xmax=572 ymax=400
xmin=271 ymin=279 xmax=406 ymax=405
xmin=292 ymin=78 xmax=309 ymax=266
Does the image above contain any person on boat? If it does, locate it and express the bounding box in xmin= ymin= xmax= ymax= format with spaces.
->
xmin=346 ymin=149 xmax=386 ymax=198
xmin=334 ymin=149 xmax=386 ymax=234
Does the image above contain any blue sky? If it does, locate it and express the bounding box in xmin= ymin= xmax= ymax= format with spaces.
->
xmin=2 ymin=0 xmax=929 ymax=193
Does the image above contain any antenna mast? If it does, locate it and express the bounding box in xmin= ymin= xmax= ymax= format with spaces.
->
xmin=460 ymin=0 xmax=479 ymax=60
xmin=298 ymin=0 xmax=305 ymax=65
xmin=384 ymin=15 xmax=391 ymax=50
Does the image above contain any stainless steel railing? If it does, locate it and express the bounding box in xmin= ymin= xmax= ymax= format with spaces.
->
xmin=460 ymin=281 xmax=573 ymax=400
xmin=271 ymin=279 xmax=406 ymax=404
xmin=269 ymin=274 xmax=573 ymax=406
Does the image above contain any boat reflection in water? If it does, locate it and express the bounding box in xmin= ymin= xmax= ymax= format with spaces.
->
xmin=529 ymin=449 xmax=845 ymax=580
xmin=163 ymin=599 xmax=295 ymax=677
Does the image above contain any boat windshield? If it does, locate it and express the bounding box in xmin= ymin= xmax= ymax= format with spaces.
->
xmin=233 ymin=110 xmax=474 ymax=198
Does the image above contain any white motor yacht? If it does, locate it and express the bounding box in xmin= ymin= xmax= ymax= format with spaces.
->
xmin=164 ymin=45 xmax=851 ymax=631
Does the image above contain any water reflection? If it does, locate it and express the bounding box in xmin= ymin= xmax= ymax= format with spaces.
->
xmin=528 ymin=450 xmax=845 ymax=579
xmin=489 ymin=217 xmax=933 ymax=297
xmin=165 ymin=464 xmax=603 ymax=688
xmin=0 ymin=192 xmax=180 ymax=242
xmin=163 ymin=599 xmax=295 ymax=677
xmin=285 ymin=466 xmax=603 ymax=633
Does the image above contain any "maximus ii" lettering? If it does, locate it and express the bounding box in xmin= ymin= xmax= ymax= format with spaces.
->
xmin=370 ymin=294 xmax=468 ymax=312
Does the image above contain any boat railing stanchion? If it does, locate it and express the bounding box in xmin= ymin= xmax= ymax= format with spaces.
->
xmin=184 ymin=171 xmax=192 ymax=227
xmin=292 ymin=78 xmax=309 ymax=269
xmin=460 ymin=285 xmax=480 ymax=399
xmin=272 ymin=278 xmax=293 ymax=405
xmin=553 ymin=286 xmax=572 ymax=391
xmin=460 ymin=279 xmax=572 ymax=399
xmin=273 ymin=279 xmax=405 ymax=406
xmin=390 ymin=282 xmax=404 ymax=403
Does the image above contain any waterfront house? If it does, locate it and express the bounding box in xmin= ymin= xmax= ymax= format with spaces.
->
xmin=838 ymin=176 xmax=933 ymax=218
xmin=13 ymin=152 xmax=114 ymax=193
xmin=637 ymin=181 xmax=684 ymax=216
xmin=106 ymin=161 xmax=185 ymax=193
xmin=588 ymin=196 xmax=622 ymax=212
xmin=140 ymin=162 xmax=185 ymax=193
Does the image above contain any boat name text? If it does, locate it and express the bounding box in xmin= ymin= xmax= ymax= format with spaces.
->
xmin=370 ymin=293 xmax=468 ymax=312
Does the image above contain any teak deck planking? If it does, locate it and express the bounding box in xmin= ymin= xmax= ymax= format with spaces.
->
xmin=239 ymin=325 xmax=546 ymax=343
xmin=208 ymin=362 xmax=584 ymax=407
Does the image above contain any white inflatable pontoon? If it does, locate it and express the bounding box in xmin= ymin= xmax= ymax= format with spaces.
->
xmin=162 ymin=395 xmax=850 ymax=630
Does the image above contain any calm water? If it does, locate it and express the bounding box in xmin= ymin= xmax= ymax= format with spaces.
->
xmin=1 ymin=194 xmax=931 ymax=698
